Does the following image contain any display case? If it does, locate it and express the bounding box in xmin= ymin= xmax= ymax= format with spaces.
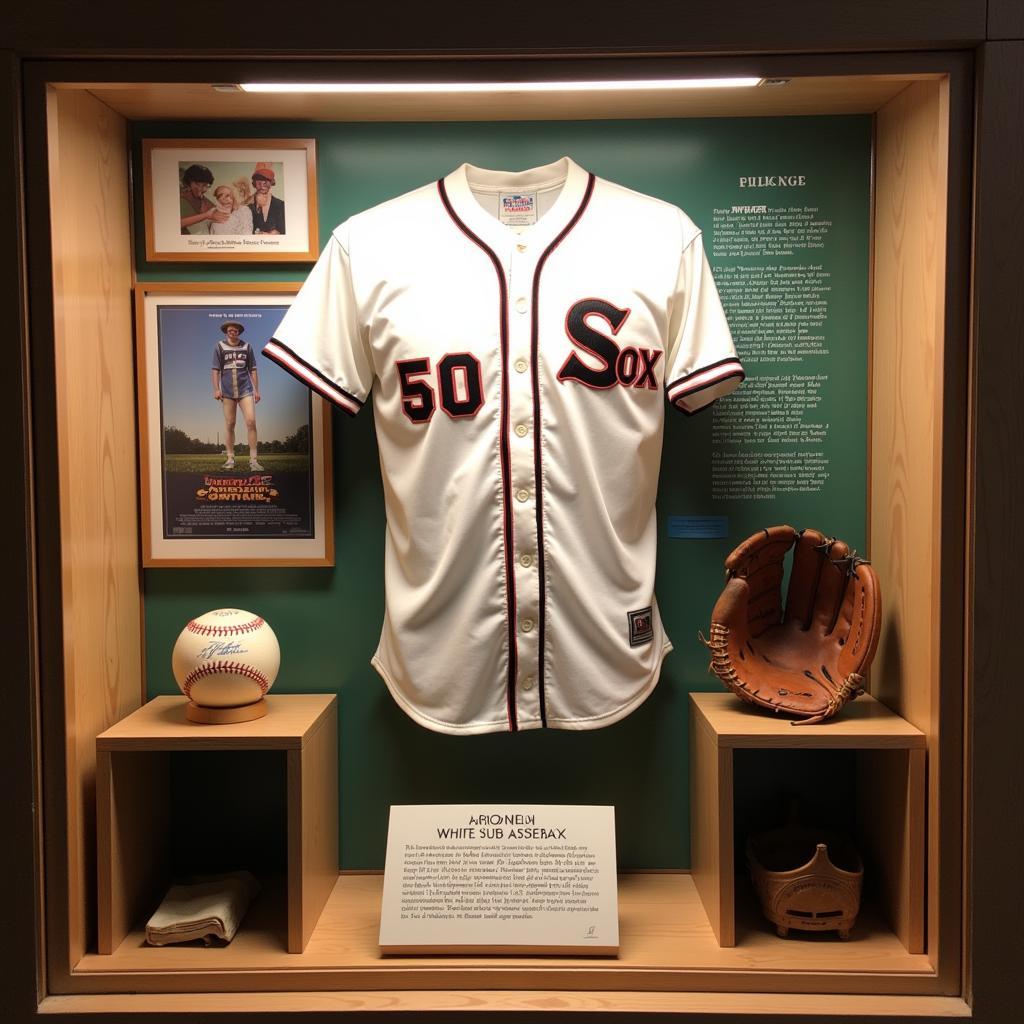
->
xmin=11 ymin=38 xmax=992 ymax=1019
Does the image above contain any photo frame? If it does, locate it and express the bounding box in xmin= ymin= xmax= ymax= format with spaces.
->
xmin=142 ymin=138 xmax=319 ymax=262
xmin=137 ymin=283 xmax=334 ymax=566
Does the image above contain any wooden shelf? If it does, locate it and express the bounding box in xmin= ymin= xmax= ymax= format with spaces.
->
xmin=690 ymin=692 xmax=926 ymax=953
xmin=96 ymin=695 xmax=337 ymax=750
xmin=96 ymin=695 xmax=338 ymax=955
xmin=74 ymin=872 xmax=934 ymax=995
xmin=691 ymin=692 xmax=927 ymax=748
xmin=79 ymin=694 xmax=934 ymax=995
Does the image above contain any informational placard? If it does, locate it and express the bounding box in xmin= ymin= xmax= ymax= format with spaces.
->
xmin=708 ymin=203 xmax=849 ymax=504
xmin=379 ymin=804 xmax=618 ymax=955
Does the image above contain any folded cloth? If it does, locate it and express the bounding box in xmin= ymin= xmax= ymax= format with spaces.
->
xmin=145 ymin=871 xmax=261 ymax=946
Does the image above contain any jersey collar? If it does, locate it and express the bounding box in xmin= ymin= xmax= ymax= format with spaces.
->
xmin=441 ymin=156 xmax=592 ymax=254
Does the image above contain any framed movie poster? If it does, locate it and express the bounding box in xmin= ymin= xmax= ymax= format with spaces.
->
xmin=137 ymin=283 xmax=334 ymax=567
xmin=142 ymin=138 xmax=319 ymax=262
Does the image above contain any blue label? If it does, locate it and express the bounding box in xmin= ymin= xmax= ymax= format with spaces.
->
xmin=668 ymin=515 xmax=729 ymax=539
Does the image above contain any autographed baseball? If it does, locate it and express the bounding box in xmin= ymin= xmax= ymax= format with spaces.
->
xmin=172 ymin=608 xmax=280 ymax=709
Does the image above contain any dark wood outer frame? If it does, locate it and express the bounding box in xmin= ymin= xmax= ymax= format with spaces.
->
xmin=141 ymin=137 xmax=319 ymax=263
xmin=0 ymin=46 xmax=46 ymax=1023
xmin=0 ymin=0 xmax=988 ymax=56
xmin=0 ymin=20 xmax=1013 ymax=1024
xmin=968 ymin=39 xmax=1024 ymax=1024
xmin=135 ymin=280 xmax=334 ymax=568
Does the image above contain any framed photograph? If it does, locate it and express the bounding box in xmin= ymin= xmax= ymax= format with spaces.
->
xmin=142 ymin=138 xmax=319 ymax=262
xmin=137 ymin=283 xmax=334 ymax=566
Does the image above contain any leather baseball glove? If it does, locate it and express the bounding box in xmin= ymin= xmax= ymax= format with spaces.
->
xmin=703 ymin=525 xmax=882 ymax=725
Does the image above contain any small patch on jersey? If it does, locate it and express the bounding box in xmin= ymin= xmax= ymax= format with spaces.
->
xmin=628 ymin=607 xmax=654 ymax=647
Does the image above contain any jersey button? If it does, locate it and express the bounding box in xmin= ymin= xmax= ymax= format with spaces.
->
xmin=515 ymin=296 xmax=528 ymax=314
xmin=521 ymin=619 xmax=534 ymax=633
xmin=514 ymin=359 xmax=528 ymax=374
xmin=521 ymin=676 xmax=534 ymax=691
xmin=515 ymin=489 xmax=530 ymax=503
xmin=516 ymin=242 xmax=528 ymax=252
xmin=519 ymin=553 xmax=533 ymax=567
xmin=514 ymin=423 xmax=528 ymax=438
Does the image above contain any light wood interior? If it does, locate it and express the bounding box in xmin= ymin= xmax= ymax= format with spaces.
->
xmin=690 ymin=705 xmax=733 ymax=944
xmin=690 ymin=694 xmax=926 ymax=954
xmin=691 ymin=693 xmax=927 ymax=749
xmin=74 ymin=872 xmax=935 ymax=994
xmin=95 ymin=697 xmax=338 ymax=956
xmin=38 ymin=991 xmax=973 ymax=1018
xmin=95 ymin=750 xmax=171 ymax=955
xmin=73 ymin=75 xmax=930 ymax=123
xmin=43 ymin=69 xmax=959 ymax=1006
xmin=857 ymin=747 xmax=927 ymax=955
xmin=46 ymin=85 xmax=144 ymax=977
xmin=289 ymin=706 xmax=340 ymax=952
xmin=96 ymin=694 xmax=336 ymax=749
xmin=869 ymin=76 xmax=953 ymax=969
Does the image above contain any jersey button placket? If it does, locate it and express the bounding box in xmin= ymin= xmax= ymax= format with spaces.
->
xmin=507 ymin=238 xmax=540 ymax=721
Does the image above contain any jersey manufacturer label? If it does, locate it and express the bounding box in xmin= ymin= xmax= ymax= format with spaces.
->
xmin=499 ymin=191 xmax=538 ymax=226
xmin=628 ymin=607 xmax=655 ymax=648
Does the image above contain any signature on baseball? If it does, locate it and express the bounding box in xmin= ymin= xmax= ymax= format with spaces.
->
xmin=197 ymin=640 xmax=248 ymax=660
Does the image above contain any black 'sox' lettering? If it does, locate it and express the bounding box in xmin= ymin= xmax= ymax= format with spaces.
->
xmin=557 ymin=298 xmax=661 ymax=391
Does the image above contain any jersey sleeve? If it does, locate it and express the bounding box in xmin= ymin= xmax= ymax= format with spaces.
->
xmin=211 ymin=343 xmax=221 ymax=371
xmin=263 ymin=231 xmax=372 ymax=417
xmin=664 ymin=232 xmax=744 ymax=415
xmin=246 ymin=343 xmax=256 ymax=373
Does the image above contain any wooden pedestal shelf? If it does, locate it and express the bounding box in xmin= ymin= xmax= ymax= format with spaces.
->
xmin=74 ymin=872 xmax=935 ymax=995
xmin=689 ymin=692 xmax=926 ymax=953
xmin=96 ymin=695 xmax=338 ymax=955
xmin=82 ymin=692 xmax=935 ymax=996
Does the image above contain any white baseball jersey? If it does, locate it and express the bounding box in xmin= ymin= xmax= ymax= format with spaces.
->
xmin=265 ymin=157 xmax=743 ymax=735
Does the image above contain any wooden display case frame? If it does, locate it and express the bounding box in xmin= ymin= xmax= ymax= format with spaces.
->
xmin=21 ymin=50 xmax=973 ymax=1017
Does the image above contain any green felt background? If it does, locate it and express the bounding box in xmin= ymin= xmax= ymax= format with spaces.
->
xmin=136 ymin=115 xmax=871 ymax=869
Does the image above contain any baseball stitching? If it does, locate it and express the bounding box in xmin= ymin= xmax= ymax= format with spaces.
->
xmin=182 ymin=661 xmax=270 ymax=699
xmin=185 ymin=616 xmax=265 ymax=638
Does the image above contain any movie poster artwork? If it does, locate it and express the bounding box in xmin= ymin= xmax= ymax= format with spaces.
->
xmin=138 ymin=288 xmax=333 ymax=566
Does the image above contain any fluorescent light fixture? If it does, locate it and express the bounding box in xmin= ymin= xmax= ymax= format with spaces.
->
xmin=238 ymin=77 xmax=764 ymax=94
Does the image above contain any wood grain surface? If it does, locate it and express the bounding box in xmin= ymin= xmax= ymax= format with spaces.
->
xmin=46 ymin=86 xmax=142 ymax=971
xmin=73 ymin=872 xmax=936 ymax=994
xmin=289 ymin=707 xmax=339 ymax=951
xmin=76 ymin=76 xmax=920 ymax=123
xmin=691 ymin=692 xmax=925 ymax=748
xmin=690 ymin=710 xmax=734 ymax=945
xmin=97 ymin=695 xmax=336 ymax=750
xmin=38 ymin=990 xmax=971 ymax=1017
xmin=871 ymin=76 xmax=954 ymax=975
